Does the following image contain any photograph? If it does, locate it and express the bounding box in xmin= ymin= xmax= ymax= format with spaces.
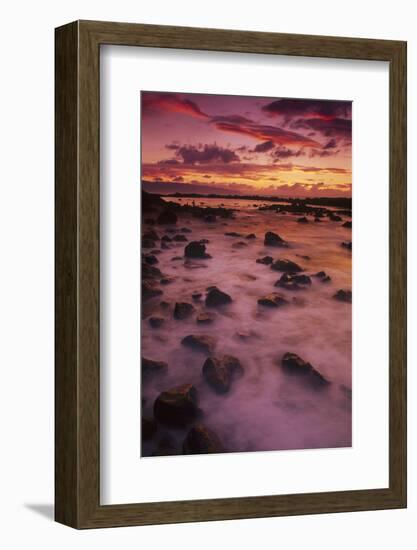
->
xmin=140 ymin=91 xmax=352 ymax=457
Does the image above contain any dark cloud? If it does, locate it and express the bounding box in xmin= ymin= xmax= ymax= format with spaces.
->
xmin=175 ymin=144 xmax=240 ymax=165
xmin=165 ymin=143 xmax=180 ymax=150
xmin=158 ymin=159 xmax=181 ymax=165
xmin=262 ymin=98 xmax=351 ymax=120
xmin=324 ymin=138 xmax=337 ymax=149
xmin=272 ymin=145 xmax=305 ymax=161
xmin=142 ymin=92 xmax=208 ymax=119
xmin=253 ymin=140 xmax=275 ymax=153
xmin=290 ymin=117 xmax=352 ymax=140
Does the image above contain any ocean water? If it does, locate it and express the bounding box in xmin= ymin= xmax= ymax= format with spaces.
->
xmin=141 ymin=198 xmax=352 ymax=457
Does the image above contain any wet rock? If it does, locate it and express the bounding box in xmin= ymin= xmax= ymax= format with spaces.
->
xmin=202 ymin=355 xmax=243 ymax=394
xmin=142 ymin=280 xmax=163 ymax=300
xmin=184 ymin=241 xmax=211 ymax=259
xmin=142 ymin=357 xmax=168 ymax=379
xmin=159 ymin=300 xmax=170 ymax=309
xmin=143 ymin=229 xmax=160 ymax=241
xmin=281 ymin=352 xmax=330 ymax=387
xmin=270 ymin=259 xmax=303 ymax=273
xmin=297 ymin=216 xmax=308 ymax=224
xmin=154 ymin=384 xmax=199 ymax=427
xmin=256 ymin=255 xmax=273 ymax=265
xmin=275 ymin=273 xmax=311 ymax=290
xmin=157 ymin=209 xmax=178 ymax=225
xmin=314 ymin=271 xmax=327 ymax=279
xmin=142 ymin=263 xmax=162 ymax=279
xmin=174 ymin=302 xmax=195 ymax=320
xmin=245 ymin=233 xmax=256 ymax=239
xmin=144 ymin=254 xmax=158 ymax=265
xmin=258 ymin=293 xmax=288 ymax=307
xmin=192 ymin=292 xmax=202 ymax=301
xmin=150 ymin=249 xmax=162 ymax=255
xmin=160 ymin=277 xmax=175 ymax=286
xmin=264 ymin=231 xmax=287 ymax=247
xmin=142 ymin=417 xmax=157 ymax=440
xmin=183 ymin=424 xmax=224 ymax=454
xmin=341 ymin=241 xmax=352 ymax=250
xmin=171 ymin=256 xmax=183 ymax=261
xmin=142 ymin=239 xmax=156 ymax=249
xmin=334 ymin=289 xmax=352 ymax=303
xmin=196 ymin=312 xmax=216 ymax=324
xmin=161 ymin=241 xmax=170 ymax=250
xmin=225 ymin=231 xmax=243 ymax=237
xmin=181 ymin=227 xmax=192 ymax=233
xmin=181 ymin=334 xmax=216 ymax=353
xmin=149 ymin=316 xmax=164 ymax=328
xmin=329 ymin=213 xmax=342 ymax=222
xmin=343 ymin=221 xmax=352 ymax=228
xmin=232 ymin=241 xmax=248 ymax=248
xmin=321 ymin=275 xmax=331 ymax=283
xmin=205 ymin=287 xmax=232 ymax=307
xmin=173 ymin=234 xmax=188 ymax=242
xmin=161 ymin=235 xmax=172 ymax=242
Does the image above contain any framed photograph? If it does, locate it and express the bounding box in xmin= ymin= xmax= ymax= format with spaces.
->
xmin=55 ymin=20 xmax=407 ymax=528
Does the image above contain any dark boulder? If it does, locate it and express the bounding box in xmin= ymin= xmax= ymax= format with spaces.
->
xmin=173 ymin=234 xmax=188 ymax=242
xmin=281 ymin=352 xmax=330 ymax=387
xmin=256 ymin=255 xmax=273 ymax=265
xmin=341 ymin=241 xmax=352 ymax=250
xmin=142 ymin=263 xmax=162 ymax=279
xmin=342 ymin=221 xmax=352 ymax=228
xmin=270 ymin=259 xmax=303 ymax=272
xmin=161 ymin=234 xmax=172 ymax=242
xmin=192 ymin=292 xmax=202 ymax=301
xmin=142 ymin=280 xmax=163 ymax=300
xmin=143 ymin=229 xmax=160 ymax=241
xmin=149 ymin=316 xmax=164 ymax=328
xmin=144 ymin=254 xmax=158 ymax=265
xmin=202 ymin=355 xmax=243 ymax=393
xmin=183 ymin=424 xmax=224 ymax=454
xmin=174 ymin=302 xmax=195 ymax=320
xmin=181 ymin=227 xmax=192 ymax=233
xmin=297 ymin=216 xmax=308 ymax=224
xmin=160 ymin=277 xmax=175 ymax=285
xmin=275 ymin=273 xmax=311 ymax=290
xmin=142 ymin=239 xmax=156 ymax=249
xmin=329 ymin=213 xmax=342 ymax=222
xmin=245 ymin=233 xmax=256 ymax=239
xmin=142 ymin=417 xmax=157 ymax=440
xmin=157 ymin=209 xmax=178 ymax=225
xmin=225 ymin=231 xmax=243 ymax=237
xmin=257 ymin=293 xmax=288 ymax=307
xmin=334 ymin=289 xmax=352 ymax=303
xmin=142 ymin=357 xmax=168 ymax=379
xmin=264 ymin=231 xmax=287 ymax=247
xmin=181 ymin=334 xmax=216 ymax=353
xmin=196 ymin=312 xmax=216 ymax=324
xmin=154 ymin=384 xmax=199 ymax=427
xmin=205 ymin=287 xmax=232 ymax=307
xmin=184 ymin=241 xmax=211 ymax=259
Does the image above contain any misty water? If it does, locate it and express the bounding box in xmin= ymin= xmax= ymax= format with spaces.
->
xmin=141 ymin=197 xmax=352 ymax=457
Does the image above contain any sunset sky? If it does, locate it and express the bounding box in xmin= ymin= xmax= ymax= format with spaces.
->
xmin=141 ymin=92 xmax=352 ymax=197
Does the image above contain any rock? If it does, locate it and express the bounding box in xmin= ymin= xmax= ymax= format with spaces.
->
xmin=181 ymin=227 xmax=192 ymax=233
xmin=257 ymin=293 xmax=288 ymax=307
xmin=204 ymin=214 xmax=216 ymax=223
xmin=341 ymin=241 xmax=352 ymax=250
xmin=142 ymin=263 xmax=162 ymax=279
xmin=281 ymin=352 xmax=330 ymax=387
xmin=142 ymin=357 xmax=168 ymax=379
xmin=225 ymin=231 xmax=242 ymax=237
xmin=160 ymin=277 xmax=175 ymax=286
xmin=149 ymin=316 xmax=164 ymax=328
xmin=161 ymin=241 xmax=170 ymax=250
xmin=270 ymin=259 xmax=303 ymax=272
xmin=142 ymin=239 xmax=156 ymax=249
xmin=157 ymin=209 xmax=178 ymax=225
xmin=161 ymin=234 xmax=172 ymax=242
xmin=296 ymin=254 xmax=311 ymax=261
xmin=184 ymin=241 xmax=211 ymax=259
xmin=264 ymin=231 xmax=287 ymax=247
xmin=297 ymin=216 xmax=308 ymax=224
xmin=321 ymin=275 xmax=331 ymax=283
xmin=172 ymin=234 xmax=188 ymax=242
xmin=342 ymin=221 xmax=352 ymax=228
xmin=202 ymin=355 xmax=243 ymax=393
xmin=275 ymin=273 xmax=311 ymax=290
xmin=329 ymin=214 xmax=342 ymax=222
xmin=174 ymin=302 xmax=195 ymax=320
xmin=142 ymin=417 xmax=157 ymax=440
xmin=314 ymin=271 xmax=327 ymax=279
xmin=154 ymin=384 xmax=199 ymax=427
xmin=142 ymin=280 xmax=163 ymax=300
xmin=334 ymin=289 xmax=352 ymax=303
xmin=144 ymin=254 xmax=158 ymax=265
xmin=196 ymin=312 xmax=216 ymax=324
xmin=181 ymin=334 xmax=216 ymax=353
xmin=143 ymin=229 xmax=160 ymax=241
xmin=159 ymin=300 xmax=170 ymax=308
xmin=183 ymin=424 xmax=224 ymax=454
xmin=171 ymin=256 xmax=183 ymax=261
xmin=150 ymin=249 xmax=162 ymax=255
xmin=256 ymin=255 xmax=273 ymax=265
xmin=245 ymin=233 xmax=256 ymax=239
xmin=232 ymin=241 xmax=248 ymax=248
xmin=192 ymin=292 xmax=202 ymax=301
xmin=205 ymin=287 xmax=232 ymax=307
xmin=314 ymin=217 xmax=321 ymax=222
xmin=199 ymin=239 xmax=210 ymax=244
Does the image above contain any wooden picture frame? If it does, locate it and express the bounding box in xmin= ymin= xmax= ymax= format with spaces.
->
xmin=55 ymin=20 xmax=407 ymax=529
